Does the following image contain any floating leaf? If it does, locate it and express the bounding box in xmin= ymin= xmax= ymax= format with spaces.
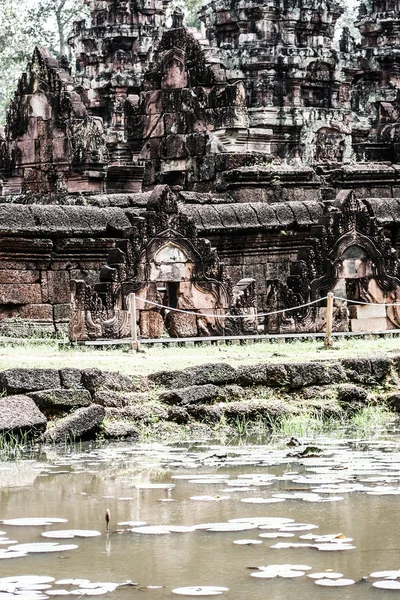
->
xmin=130 ymin=526 xmax=170 ymax=535
xmin=372 ymin=581 xmax=400 ymax=590
xmin=233 ymin=539 xmax=262 ymax=545
xmin=41 ymin=531 xmax=101 ymax=539
xmin=55 ymin=581 xmax=90 ymax=586
xmin=1 ymin=518 xmax=67 ymax=527
xmin=258 ymin=533 xmax=294 ymax=539
xmin=172 ymin=587 xmax=229 ymax=596
xmin=370 ymin=570 xmax=400 ymax=578
xmin=251 ymin=570 xmax=305 ymax=579
xmin=241 ymin=498 xmax=285 ymax=505
xmin=314 ymin=544 xmax=355 ymax=551
xmin=117 ymin=522 xmax=147 ymax=527
xmin=207 ymin=524 xmax=255 ymax=533
xmin=307 ymin=573 xmax=343 ymax=579
xmin=10 ymin=543 xmax=78 ymax=554
xmin=0 ymin=578 xmax=55 ymax=586
xmin=314 ymin=578 xmax=355 ymax=586
xmin=190 ymin=496 xmax=229 ymax=502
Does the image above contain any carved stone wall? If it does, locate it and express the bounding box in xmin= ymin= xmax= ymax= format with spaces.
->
xmin=1 ymin=0 xmax=400 ymax=338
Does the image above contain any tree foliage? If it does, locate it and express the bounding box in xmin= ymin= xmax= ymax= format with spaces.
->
xmin=170 ymin=0 xmax=202 ymax=28
xmin=0 ymin=0 xmax=88 ymax=126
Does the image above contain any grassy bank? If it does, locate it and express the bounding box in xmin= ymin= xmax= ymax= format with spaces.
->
xmin=0 ymin=336 xmax=399 ymax=377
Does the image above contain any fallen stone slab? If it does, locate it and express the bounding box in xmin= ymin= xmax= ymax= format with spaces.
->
xmin=341 ymin=356 xmax=391 ymax=383
xmin=160 ymin=384 xmax=220 ymax=405
xmin=101 ymin=421 xmax=139 ymax=439
xmin=285 ymin=362 xmax=347 ymax=388
xmin=0 ymin=395 xmax=47 ymax=437
xmin=44 ymin=404 xmax=106 ymax=443
xmin=93 ymin=390 xmax=148 ymax=407
xmin=0 ymin=369 xmax=61 ymax=395
xmin=150 ymin=363 xmax=237 ymax=388
xmin=337 ymin=384 xmax=369 ymax=409
xmin=81 ymin=368 xmax=138 ymax=394
xmin=237 ymin=364 xmax=288 ymax=386
xmin=59 ymin=368 xmax=84 ymax=389
xmin=28 ymin=389 xmax=92 ymax=411
xmin=105 ymin=404 xmax=168 ymax=422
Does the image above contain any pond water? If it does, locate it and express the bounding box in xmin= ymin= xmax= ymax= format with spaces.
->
xmin=1 ymin=437 xmax=400 ymax=599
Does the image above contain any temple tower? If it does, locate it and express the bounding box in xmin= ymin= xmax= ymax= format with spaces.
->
xmin=69 ymin=0 xmax=172 ymax=187
xmin=200 ymin=0 xmax=356 ymax=163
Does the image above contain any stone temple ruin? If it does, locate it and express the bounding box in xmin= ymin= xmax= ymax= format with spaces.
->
xmin=1 ymin=0 xmax=400 ymax=340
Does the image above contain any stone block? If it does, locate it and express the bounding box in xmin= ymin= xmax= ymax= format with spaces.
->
xmin=150 ymin=363 xmax=237 ymax=388
xmin=28 ymin=388 xmax=92 ymax=411
xmin=53 ymin=304 xmax=71 ymax=322
xmin=166 ymin=312 xmax=198 ymax=337
xmin=0 ymin=270 xmax=40 ymax=284
xmin=140 ymin=311 xmax=164 ymax=338
xmin=59 ymin=368 xmax=83 ymax=389
xmin=19 ymin=304 xmax=53 ymax=321
xmin=350 ymin=317 xmax=387 ymax=332
xmin=160 ymin=384 xmax=220 ymax=405
xmin=102 ymin=421 xmax=139 ymax=439
xmin=0 ymin=395 xmax=47 ymax=437
xmin=43 ymin=271 xmax=71 ymax=304
xmin=0 ymin=284 xmax=42 ymax=305
xmin=81 ymin=368 xmax=138 ymax=393
xmin=92 ymin=390 xmax=147 ymax=407
xmin=0 ymin=369 xmax=61 ymax=395
xmin=349 ymin=304 xmax=386 ymax=319
xmin=44 ymin=404 xmax=106 ymax=443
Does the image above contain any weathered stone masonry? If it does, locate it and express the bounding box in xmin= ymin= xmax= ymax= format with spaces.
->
xmin=2 ymin=0 xmax=400 ymax=338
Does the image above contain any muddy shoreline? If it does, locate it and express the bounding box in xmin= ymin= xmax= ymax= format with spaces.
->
xmin=0 ymin=354 xmax=399 ymax=443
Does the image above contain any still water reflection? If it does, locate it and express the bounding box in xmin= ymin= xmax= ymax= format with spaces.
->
xmin=1 ymin=438 xmax=400 ymax=599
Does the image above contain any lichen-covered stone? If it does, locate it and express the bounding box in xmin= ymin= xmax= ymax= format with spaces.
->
xmin=0 ymin=369 xmax=61 ymax=395
xmin=0 ymin=395 xmax=47 ymax=437
xmin=337 ymin=384 xmax=369 ymax=409
xmin=150 ymin=363 xmax=237 ymax=388
xmin=101 ymin=421 xmax=139 ymax=440
xmin=44 ymin=404 xmax=106 ymax=443
xmin=28 ymin=389 xmax=92 ymax=411
xmin=81 ymin=369 xmax=137 ymax=394
xmin=160 ymin=384 xmax=220 ymax=405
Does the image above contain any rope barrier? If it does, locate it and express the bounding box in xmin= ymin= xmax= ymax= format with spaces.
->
xmin=134 ymin=295 xmax=400 ymax=319
xmin=333 ymin=296 xmax=400 ymax=308
xmin=135 ymin=296 xmax=329 ymax=319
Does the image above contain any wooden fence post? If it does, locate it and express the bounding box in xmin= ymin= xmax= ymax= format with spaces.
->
xmin=129 ymin=293 xmax=140 ymax=352
xmin=324 ymin=292 xmax=334 ymax=348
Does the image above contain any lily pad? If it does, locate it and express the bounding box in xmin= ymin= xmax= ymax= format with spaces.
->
xmin=10 ymin=543 xmax=78 ymax=553
xmin=307 ymin=573 xmax=343 ymax=579
xmin=1 ymin=518 xmax=67 ymax=527
xmin=233 ymin=539 xmax=262 ymax=545
xmin=130 ymin=526 xmax=170 ymax=535
xmin=241 ymin=498 xmax=286 ymax=504
xmin=190 ymin=496 xmax=229 ymax=502
xmin=41 ymin=531 xmax=101 ymax=539
xmin=372 ymin=581 xmax=400 ymax=590
xmin=172 ymin=587 xmax=229 ymax=596
xmin=55 ymin=581 xmax=91 ymax=586
xmin=314 ymin=543 xmax=356 ymax=551
xmin=314 ymin=578 xmax=355 ymax=586
xmin=206 ymin=524 xmax=255 ymax=533
xmin=251 ymin=570 xmax=305 ymax=579
xmin=0 ymin=578 xmax=55 ymax=586
xmin=370 ymin=570 xmax=400 ymax=578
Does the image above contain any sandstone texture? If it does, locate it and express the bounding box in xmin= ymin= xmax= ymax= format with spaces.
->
xmin=0 ymin=395 xmax=47 ymax=436
xmin=44 ymin=405 xmax=106 ymax=443
xmin=0 ymin=353 xmax=398 ymax=443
